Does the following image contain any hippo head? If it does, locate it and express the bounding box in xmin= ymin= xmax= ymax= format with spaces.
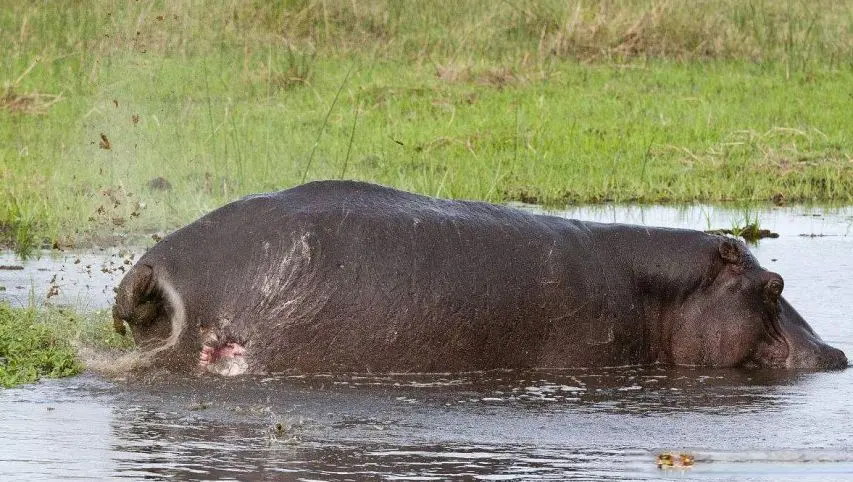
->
xmin=669 ymin=238 xmax=847 ymax=370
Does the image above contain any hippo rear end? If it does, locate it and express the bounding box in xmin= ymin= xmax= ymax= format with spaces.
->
xmin=113 ymin=181 xmax=847 ymax=375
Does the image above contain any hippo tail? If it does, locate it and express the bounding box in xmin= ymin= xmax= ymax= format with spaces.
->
xmin=112 ymin=263 xmax=187 ymax=364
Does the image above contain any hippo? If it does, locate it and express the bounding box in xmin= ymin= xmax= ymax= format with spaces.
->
xmin=113 ymin=180 xmax=847 ymax=375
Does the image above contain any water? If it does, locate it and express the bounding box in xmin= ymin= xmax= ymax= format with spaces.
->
xmin=2 ymin=204 xmax=853 ymax=480
xmin=0 ymin=247 xmax=136 ymax=310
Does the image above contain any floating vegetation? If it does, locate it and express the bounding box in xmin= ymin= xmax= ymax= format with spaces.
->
xmin=657 ymin=452 xmax=696 ymax=470
xmin=706 ymin=210 xmax=779 ymax=243
xmin=706 ymin=224 xmax=780 ymax=243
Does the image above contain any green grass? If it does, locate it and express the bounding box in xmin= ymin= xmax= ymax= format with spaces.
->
xmin=2 ymin=1 xmax=853 ymax=254
xmin=0 ymin=303 xmax=81 ymax=387
xmin=0 ymin=302 xmax=133 ymax=388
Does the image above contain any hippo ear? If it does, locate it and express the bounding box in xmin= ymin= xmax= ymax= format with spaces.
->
xmin=765 ymin=277 xmax=784 ymax=299
xmin=718 ymin=238 xmax=741 ymax=265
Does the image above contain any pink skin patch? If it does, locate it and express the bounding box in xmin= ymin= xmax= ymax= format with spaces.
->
xmin=199 ymin=342 xmax=248 ymax=376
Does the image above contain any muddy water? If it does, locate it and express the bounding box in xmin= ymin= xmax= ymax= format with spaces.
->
xmin=2 ymin=205 xmax=853 ymax=480
xmin=0 ymin=247 xmax=136 ymax=310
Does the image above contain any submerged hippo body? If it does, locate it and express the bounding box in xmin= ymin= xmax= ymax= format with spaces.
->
xmin=113 ymin=181 xmax=847 ymax=375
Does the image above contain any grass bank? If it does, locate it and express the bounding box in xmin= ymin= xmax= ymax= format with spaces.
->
xmin=0 ymin=303 xmax=131 ymax=387
xmin=2 ymin=1 xmax=853 ymax=254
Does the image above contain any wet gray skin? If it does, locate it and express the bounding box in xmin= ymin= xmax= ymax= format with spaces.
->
xmin=112 ymin=181 xmax=846 ymax=375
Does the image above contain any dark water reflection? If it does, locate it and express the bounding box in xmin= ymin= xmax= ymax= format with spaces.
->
xmin=2 ymin=204 xmax=853 ymax=479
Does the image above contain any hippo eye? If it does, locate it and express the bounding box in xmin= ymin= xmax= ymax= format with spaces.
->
xmin=765 ymin=279 xmax=783 ymax=299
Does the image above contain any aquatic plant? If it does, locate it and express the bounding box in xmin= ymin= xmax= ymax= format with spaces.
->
xmin=0 ymin=303 xmax=82 ymax=388
xmin=705 ymin=209 xmax=779 ymax=244
xmin=0 ymin=194 xmax=41 ymax=260
xmin=0 ymin=303 xmax=135 ymax=388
